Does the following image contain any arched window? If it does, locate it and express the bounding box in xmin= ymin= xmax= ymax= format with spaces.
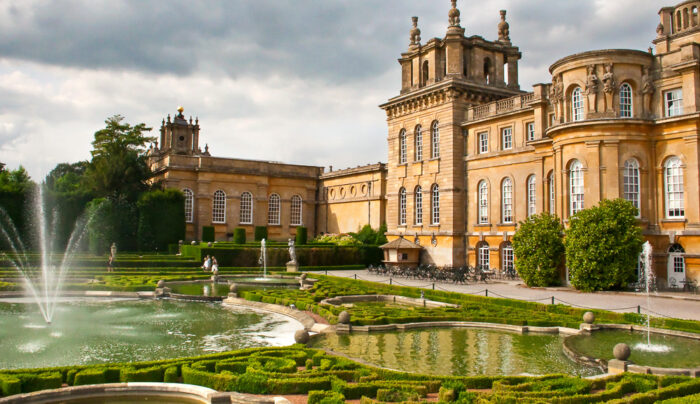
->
xmin=183 ymin=188 xmax=194 ymax=223
xmin=501 ymin=242 xmax=514 ymax=274
xmin=421 ymin=60 xmax=429 ymax=86
xmin=477 ymin=242 xmax=490 ymax=269
xmin=664 ymin=156 xmax=684 ymax=218
xmin=240 ymin=192 xmax=253 ymax=224
xmin=431 ymin=184 xmax=440 ymax=225
xmin=527 ymin=175 xmax=536 ymax=217
xmin=414 ymin=186 xmax=423 ymax=225
xmin=620 ymin=83 xmax=633 ymax=118
xmin=571 ymin=87 xmax=584 ymax=121
xmin=548 ymin=171 xmax=555 ymax=215
xmin=268 ymin=194 xmax=280 ymax=225
xmin=431 ymin=121 xmax=440 ymax=159
xmin=398 ymin=187 xmax=407 ymax=226
xmin=569 ymin=160 xmax=584 ymax=215
xmin=212 ymin=190 xmax=226 ymax=223
xmin=484 ymin=58 xmax=492 ymax=84
xmin=290 ymin=195 xmax=302 ymax=226
xmin=414 ymin=125 xmax=423 ymax=161
xmin=501 ymin=178 xmax=513 ymax=223
xmin=399 ymin=129 xmax=407 ymax=164
xmin=478 ymin=181 xmax=488 ymax=224
xmin=623 ymin=159 xmax=640 ymax=215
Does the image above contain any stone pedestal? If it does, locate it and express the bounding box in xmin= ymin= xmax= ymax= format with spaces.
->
xmin=608 ymin=359 xmax=631 ymax=375
xmin=286 ymin=261 xmax=299 ymax=272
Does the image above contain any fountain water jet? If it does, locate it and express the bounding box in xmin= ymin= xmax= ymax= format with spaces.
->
xmin=0 ymin=186 xmax=88 ymax=324
xmin=255 ymin=238 xmax=267 ymax=281
xmin=635 ymin=241 xmax=671 ymax=353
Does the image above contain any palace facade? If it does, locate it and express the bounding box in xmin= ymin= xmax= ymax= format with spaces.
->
xmin=149 ymin=1 xmax=700 ymax=287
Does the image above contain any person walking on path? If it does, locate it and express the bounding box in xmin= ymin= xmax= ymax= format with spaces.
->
xmin=107 ymin=242 xmax=117 ymax=272
xmin=211 ymin=256 xmax=219 ymax=275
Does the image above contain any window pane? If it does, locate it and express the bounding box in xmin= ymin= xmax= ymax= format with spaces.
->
xmin=527 ymin=122 xmax=535 ymax=141
xmin=502 ymin=127 xmax=512 ymax=150
xmin=268 ymin=194 xmax=280 ymax=225
xmin=479 ymin=132 xmax=488 ymax=154
xmin=502 ymin=178 xmax=513 ymax=223
xmin=569 ymin=161 xmax=584 ymax=215
xmin=399 ymin=188 xmax=407 ymax=225
xmin=572 ymin=88 xmax=584 ymax=121
xmin=623 ymin=159 xmax=640 ymax=215
xmin=431 ymin=121 xmax=440 ymax=158
xmin=620 ymin=84 xmax=633 ymax=117
xmin=213 ymin=190 xmax=226 ymax=223
xmin=665 ymin=89 xmax=683 ymax=117
xmin=527 ymin=176 xmax=536 ymax=217
xmin=183 ymin=189 xmax=194 ymax=223
xmin=290 ymin=195 xmax=302 ymax=226
xmin=431 ymin=185 xmax=440 ymax=224
xmin=665 ymin=157 xmax=684 ymax=217
xmin=478 ymin=181 xmax=488 ymax=224
xmin=415 ymin=126 xmax=422 ymax=161
xmin=240 ymin=192 xmax=253 ymax=224
xmin=399 ymin=130 xmax=407 ymax=164
xmin=415 ymin=186 xmax=423 ymax=225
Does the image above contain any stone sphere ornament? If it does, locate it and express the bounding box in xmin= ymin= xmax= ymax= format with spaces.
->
xmin=294 ymin=329 xmax=310 ymax=344
xmin=613 ymin=343 xmax=631 ymax=361
xmin=156 ymin=280 xmax=165 ymax=288
xmin=583 ymin=311 xmax=595 ymax=324
xmin=337 ymin=311 xmax=351 ymax=324
xmin=229 ymin=283 xmax=238 ymax=293
xmin=300 ymin=273 xmax=307 ymax=281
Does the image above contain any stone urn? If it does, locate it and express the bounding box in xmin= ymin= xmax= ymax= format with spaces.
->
xmin=294 ymin=329 xmax=310 ymax=344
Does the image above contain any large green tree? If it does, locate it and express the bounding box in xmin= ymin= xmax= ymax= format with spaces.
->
xmin=0 ymin=165 xmax=35 ymax=249
xmin=44 ymin=162 xmax=93 ymax=250
xmin=512 ymin=212 xmax=565 ymax=287
xmin=84 ymin=115 xmax=155 ymax=202
xmin=565 ymin=198 xmax=643 ymax=292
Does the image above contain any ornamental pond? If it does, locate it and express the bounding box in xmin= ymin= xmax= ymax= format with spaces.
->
xmin=0 ymin=297 xmax=300 ymax=369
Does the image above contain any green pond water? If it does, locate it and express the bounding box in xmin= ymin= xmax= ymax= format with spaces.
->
xmin=566 ymin=330 xmax=700 ymax=368
xmin=170 ymin=278 xmax=298 ymax=297
xmin=311 ymin=328 xmax=602 ymax=377
xmin=0 ymin=298 xmax=301 ymax=369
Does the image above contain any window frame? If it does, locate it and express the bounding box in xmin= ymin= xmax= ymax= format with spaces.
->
xmin=572 ymin=87 xmax=584 ymax=121
xmin=619 ymin=83 xmax=633 ymax=118
xmin=501 ymin=242 xmax=514 ymax=273
xmin=398 ymin=187 xmax=407 ymax=226
xmin=399 ymin=129 xmax=407 ymax=164
xmin=478 ymin=242 xmax=490 ymax=269
xmin=183 ymin=188 xmax=194 ymax=223
xmin=501 ymin=178 xmax=513 ymax=223
xmin=665 ymin=88 xmax=683 ymax=117
xmin=240 ymin=192 xmax=253 ymax=224
xmin=664 ymin=156 xmax=684 ymax=218
xmin=212 ymin=190 xmax=226 ymax=224
xmin=526 ymin=122 xmax=535 ymax=142
xmin=431 ymin=121 xmax=440 ymax=159
xmin=623 ymin=159 xmax=640 ymax=216
xmin=290 ymin=195 xmax=302 ymax=226
xmin=414 ymin=186 xmax=423 ymax=225
xmin=478 ymin=181 xmax=488 ymax=224
xmin=501 ymin=127 xmax=513 ymax=150
xmin=267 ymin=193 xmax=281 ymax=225
xmin=478 ymin=132 xmax=489 ymax=154
xmin=569 ymin=160 xmax=584 ymax=216
xmin=548 ymin=172 xmax=555 ymax=215
xmin=527 ymin=175 xmax=536 ymax=217
xmin=431 ymin=184 xmax=440 ymax=225
xmin=414 ymin=125 xmax=423 ymax=161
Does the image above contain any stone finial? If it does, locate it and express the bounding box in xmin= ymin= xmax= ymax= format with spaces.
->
xmin=613 ymin=343 xmax=631 ymax=361
xmin=167 ymin=114 xmax=171 ymax=123
xmin=229 ymin=283 xmax=238 ymax=292
xmin=338 ymin=311 xmax=351 ymax=324
xmin=410 ymin=16 xmax=421 ymax=47
xmin=656 ymin=22 xmax=665 ymax=37
xmin=195 ymin=116 xmax=199 ymax=124
xmin=154 ymin=140 xmax=159 ymax=150
xmin=156 ymin=279 xmax=166 ymax=288
xmin=498 ymin=10 xmax=510 ymax=43
xmin=294 ymin=329 xmax=310 ymax=344
xmin=583 ymin=311 xmax=595 ymax=324
xmin=448 ymin=0 xmax=461 ymax=27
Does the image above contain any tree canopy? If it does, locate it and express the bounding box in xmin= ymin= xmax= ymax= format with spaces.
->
xmin=512 ymin=212 xmax=564 ymax=287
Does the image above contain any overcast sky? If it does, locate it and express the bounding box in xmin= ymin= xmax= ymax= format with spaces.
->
xmin=0 ymin=0 xmax=663 ymax=181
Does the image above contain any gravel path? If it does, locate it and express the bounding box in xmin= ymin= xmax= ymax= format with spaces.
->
xmin=308 ymin=269 xmax=700 ymax=321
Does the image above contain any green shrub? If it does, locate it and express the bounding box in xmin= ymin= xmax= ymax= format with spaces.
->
xmin=308 ymin=390 xmax=346 ymax=404
xmin=565 ymin=199 xmax=643 ymax=291
xmin=74 ymin=368 xmax=106 ymax=385
xmin=376 ymin=388 xmax=420 ymax=402
xmin=17 ymin=372 xmax=62 ymax=393
xmin=181 ymin=365 xmax=237 ymax=391
xmin=233 ymin=228 xmax=246 ymax=244
xmin=164 ymin=366 xmax=179 ymax=383
xmin=295 ymin=226 xmax=308 ymax=245
xmin=202 ymin=226 xmax=215 ymax=242
xmin=137 ymin=189 xmax=185 ymax=251
xmin=0 ymin=375 xmax=21 ymax=396
xmin=512 ymin=212 xmax=564 ymax=287
xmin=305 ymin=359 xmax=313 ymax=370
xmin=235 ymin=372 xmax=269 ymax=394
xmin=254 ymin=226 xmax=268 ymax=241
xmin=120 ymin=366 xmax=163 ymax=382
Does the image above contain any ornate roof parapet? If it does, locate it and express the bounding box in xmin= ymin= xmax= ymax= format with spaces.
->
xmin=446 ymin=0 xmax=465 ymax=35
xmin=409 ymin=17 xmax=421 ymax=49
xmin=498 ymin=10 xmax=511 ymax=43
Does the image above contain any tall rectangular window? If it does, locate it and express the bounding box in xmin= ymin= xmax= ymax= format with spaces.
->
xmin=623 ymin=159 xmax=640 ymax=216
xmin=398 ymin=188 xmax=407 ymax=225
xmin=479 ymin=132 xmax=488 ymax=154
xmin=212 ymin=190 xmax=226 ymax=223
xmin=240 ymin=192 xmax=253 ymax=224
xmin=414 ymin=125 xmax=423 ymax=161
xmin=268 ymin=194 xmax=280 ymax=225
xmin=414 ymin=187 xmax=423 ymax=225
xmin=502 ymin=178 xmax=513 ymax=223
xmin=569 ymin=161 xmax=584 ymax=215
xmin=501 ymin=127 xmax=512 ymax=150
xmin=527 ymin=175 xmax=536 ymax=217
xmin=290 ymin=195 xmax=302 ymax=225
xmin=665 ymin=157 xmax=684 ymax=218
xmin=549 ymin=174 xmax=555 ymax=215
xmin=526 ymin=122 xmax=535 ymax=141
xmin=183 ymin=189 xmax=194 ymax=223
xmin=665 ymin=89 xmax=683 ymax=117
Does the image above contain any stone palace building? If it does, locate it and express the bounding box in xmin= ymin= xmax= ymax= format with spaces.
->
xmin=149 ymin=0 xmax=700 ymax=287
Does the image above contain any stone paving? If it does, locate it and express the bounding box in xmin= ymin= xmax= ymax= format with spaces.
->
xmin=308 ymin=269 xmax=700 ymax=321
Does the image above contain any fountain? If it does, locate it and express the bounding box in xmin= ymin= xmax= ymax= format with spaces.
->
xmin=256 ymin=238 xmax=267 ymax=280
xmin=636 ymin=241 xmax=671 ymax=353
xmin=0 ymin=186 xmax=87 ymax=324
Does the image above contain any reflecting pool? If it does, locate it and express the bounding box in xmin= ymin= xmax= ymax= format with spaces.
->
xmin=566 ymin=330 xmax=700 ymax=368
xmin=0 ymin=298 xmax=300 ymax=369
xmin=311 ymin=327 xmax=601 ymax=376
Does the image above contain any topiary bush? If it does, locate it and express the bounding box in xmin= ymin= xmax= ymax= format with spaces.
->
xmin=295 ymin=226 xmax=308 ymax=245
xmin=254 ymin=226 xmax=268 ymax=241
xmin=232 ymin=228 xmax=246 ymax=244
xmin=512 ymin=212 xmax=564 ymax=287
xmin=202 ymin=226 xmax=215 ymax=243
xmin=565 ymin=199 xmax=643 ymax=292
